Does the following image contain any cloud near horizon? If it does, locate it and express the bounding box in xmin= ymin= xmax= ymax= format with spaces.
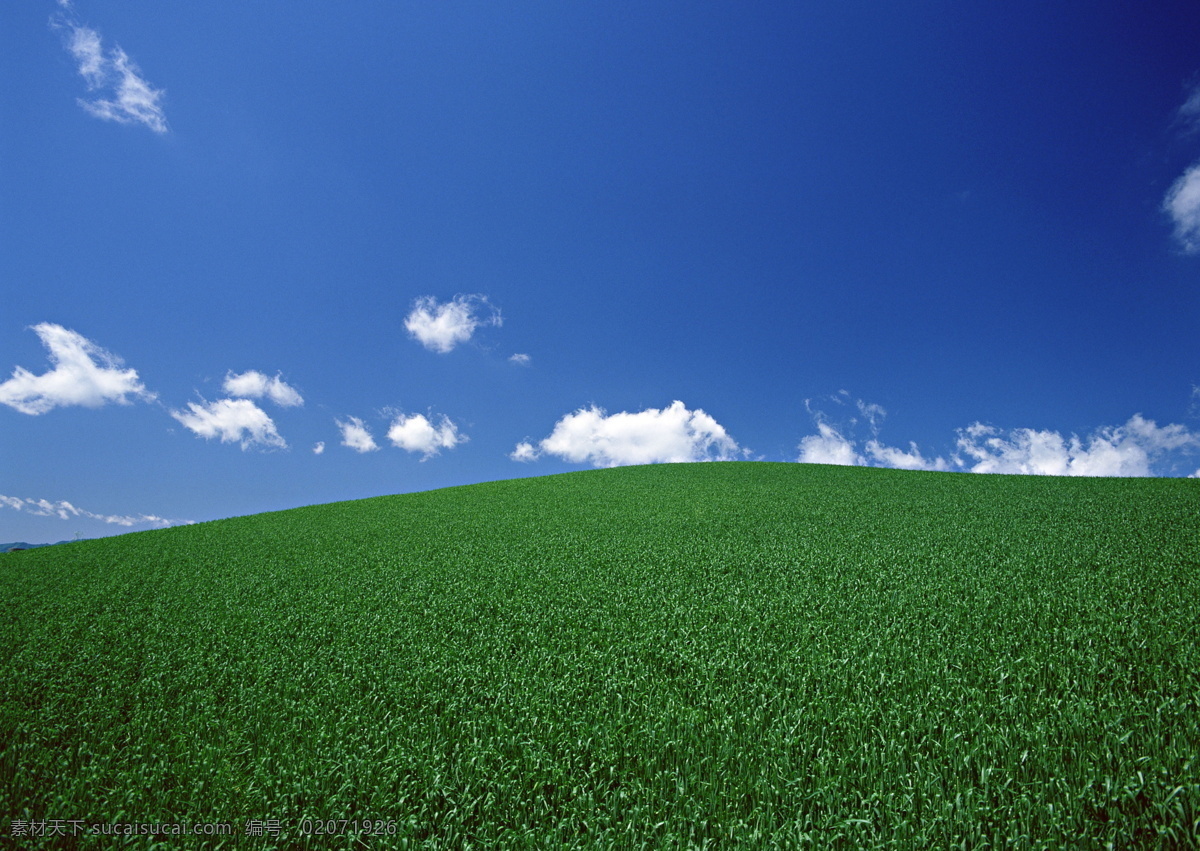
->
xmin=798 ymin=397 xmax=1199 ymax=476
xmin=796 ymin=421 xmax=866 ymax=466
xmin=55 ymin=15 xmax=167 ymax=133
xmin=171 ymin=398 xmax=286 ymax=450
xmin=404 ymin=295 xmax=501 ymax=353
xmin=0 ymin=493 xmax=188 ymax=528
xmin=865 ymin=439 xmax=951 ymax=471
xmin=0 ymin=323 xmax=154 ymax=415
xmin=953 ymin=415 xmax=1198 ymax=476
xmin=514 ymin=400 xmax=748 ymax=467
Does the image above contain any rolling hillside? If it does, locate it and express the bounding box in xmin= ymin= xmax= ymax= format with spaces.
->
xmin=2 ymin=462 xmax=1197 ymax=848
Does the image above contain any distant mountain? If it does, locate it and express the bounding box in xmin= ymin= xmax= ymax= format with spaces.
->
xmin=1 ymin=541 xmax=71 ymax=553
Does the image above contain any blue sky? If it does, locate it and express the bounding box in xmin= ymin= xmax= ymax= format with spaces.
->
xmin=3 ymin=0 xmax=1200 ymax=542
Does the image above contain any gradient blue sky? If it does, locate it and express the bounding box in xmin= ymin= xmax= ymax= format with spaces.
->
xmin=4 ymin=0 xmax=1200 ymax=542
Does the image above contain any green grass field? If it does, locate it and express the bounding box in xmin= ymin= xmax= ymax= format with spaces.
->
xmin=2 ymin=462 xmax=1198 ymax=848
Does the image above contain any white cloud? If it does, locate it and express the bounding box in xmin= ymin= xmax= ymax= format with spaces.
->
xmin=954 ymin=414 xmax=1199 ymax=476
xmin=509 ymin=441 xmax=539 ymax=462
xmin=797 ymin=422 xmax=864 ymax=466
xmin=223 ymin=370 xmax=303 ymax=407
xmin=404 ymin=294 xmax=501 ymax=353
xmin=1178 ymin=83 xmax=1200 ymax=130
xmin=952 ymin=423 xmax=1068 ymax=475
xmin=524 ymin=400 xmax=746 ymax=468
xmin=336 ymin=417 xmax=378 ymax=453
xmin=806 ymin=394 xmax=888 ymax=436
xmin=797 ymin=398 xmax=872 ymax=466
xmin=171 ymin=398 xmax=286 ymax=450
xmin=57 ymin=18 xmax=167 ymax=133
xmin=0 ymin=323 xmax=154 ymax=415
xmin=1163 ymin=83 xmax=1200 ymax=251
xmin=313 ymin=441 xmax=325 ymax=455
xmin=387 ymin=412 xmax=465 ymax=459
xmin=509 ymin=353 xmax=532 ymax=366
xmin=66 ymin=23 xmax=105 ymax=87
xmin=864 ymin=439 xmax=950 ymax=471
xmin=799 ymin=394 xmax=1199 ymax=476
xmin=856 ymin=400 xmax=886 ymax=436
xmin=1163 ymin=162 xmax=1200 ymax=253
xmin=0 ymin=493 xmax=188 ymax=528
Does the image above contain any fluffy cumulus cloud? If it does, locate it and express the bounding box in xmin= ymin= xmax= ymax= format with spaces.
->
xmin=0 ymin=323 xmax=154 ymax=415
xmin=953 ymin=415 xmax=1198 ymax=476
xmin=336 ymin=417 xmax=379 ymax=453
xmin=517 ymin=401 xmax=747 ymax=468
xmin=509 ymin=441 xmax=539 ymax=462
xmin=171 ymin=399 xmax=286 ymax=450
xmin=313 ymin=441 xmax=325 ymax=455
xmin=797 ymin=422 xmax=865 ymax=466
xmin=404 ymin=295 xmax=501 ymax=353
xmin=222 ymin=370 xmax=303 ymax=407
xmin=55 ymin=15 xmax=167 ymax=133
xmin=797 ymin=395 xmax=1198 ymax=477
xmin=387 ymin=412 xmax=465 ymax=459
xmin=0 ymin=493 xmax=187 ymax=528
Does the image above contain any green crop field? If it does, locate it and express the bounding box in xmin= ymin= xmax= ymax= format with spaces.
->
xmin=1 ymin=462 xmax=1198 ymax=849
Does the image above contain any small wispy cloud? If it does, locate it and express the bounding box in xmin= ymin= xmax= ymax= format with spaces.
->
xmin=864 ymin=439 xmax=950 ymax=471
xmin=517 ymin=400 xmax=748 ymax=468
xmin=856 ymin=399 xmax=886 ymax=437
xmin=0 ymin=493 xmax=189 ymax=528
xmin=223 ymin=370 xmax=303 ymax=407
xmin=336 ymin=416 xmax=379 ymax=453
xmin=1163 ymin=83 xmax=1200 ymax=252
xmin=404 ymin=295 xmax=501 ymax=353
xmin=1163 ymin=164 xmax=1200 ymax=253
xmin=386 ymin=411 xmax=466 ymax=459
xmin=1173 ymin=80 xmax=1200 ymax=135
xmin=509 ymin=353 xmax=532 ymax=366
xmin=53 ymin=13 xmax=167 ymax=133
xmin=313 ymin=441 xmax=325 ymax=455
xmin=171 ymin=398 xmax=286 ymax=450
xmin=0 ymin=323 xmax=154 ymax=415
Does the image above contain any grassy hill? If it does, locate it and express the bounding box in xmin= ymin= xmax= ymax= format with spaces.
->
xmin=2 ymin=462 xmax=1197 ymax=848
